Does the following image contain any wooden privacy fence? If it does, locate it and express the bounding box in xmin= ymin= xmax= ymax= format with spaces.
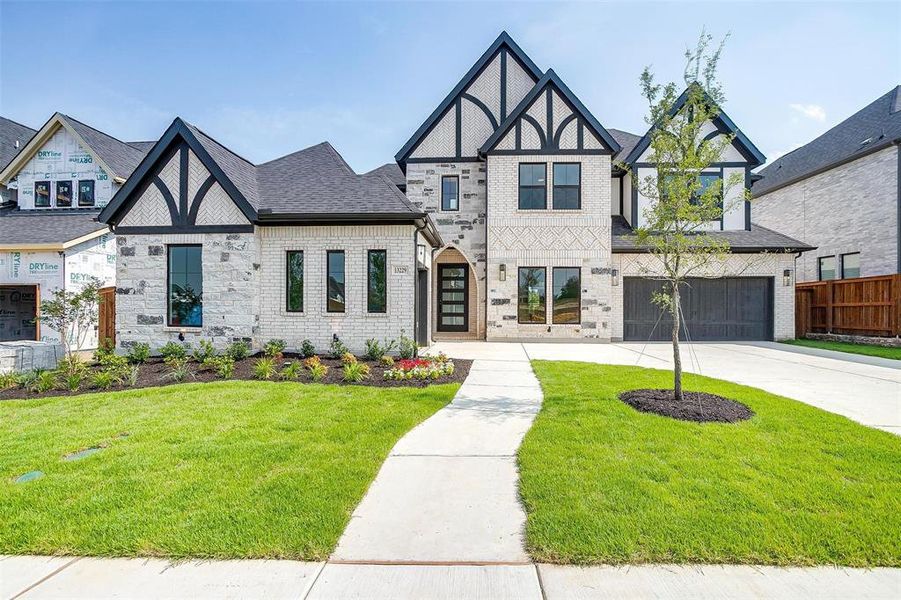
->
xmin=98 ymin=286 xmax=116 ymax=347
xmin=795 ymin=274 xmax=901 ymax=338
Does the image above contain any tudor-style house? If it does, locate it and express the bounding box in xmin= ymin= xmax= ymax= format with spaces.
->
xmin=0 ymin=113 xmax=148 ymax=345
xmin=394 ymin=32 xmax=811 ymax=343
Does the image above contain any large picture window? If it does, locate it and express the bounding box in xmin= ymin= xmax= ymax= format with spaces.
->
xmin=552 ymin=267 xmax=581 ymax=324
xmin=327 ymin=250 xmax=345 ymax=313
xmin=518 ymin=163 xmax=546 ymax=210
xmin=34 ymin=181 xmax=50 ymax=207
xmin=518 ymin=267 xmax=546 ymax=324
xmin=56 ymin=181 xmax=72 ymax=207
xmin=167 ymin=245 xmax=203 ymax=327
xmin=367 ymin=249 xmax=387 ymax=313
xmin=818 ymin=256 xmax=836 ymax=281
xmin=286 ymin=251 xmax=304 ymax=312
xmin=78 ymin=180 xmax=95 ymax=207
xmin=840 ymin=252 xmax=860 ymax=279
xmin=552 ymin=163 xmax=580 ymax=209
xmin=441 ymin=175 xmax=459 ymax=211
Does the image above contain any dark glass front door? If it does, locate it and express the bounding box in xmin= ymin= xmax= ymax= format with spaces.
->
xmin=438 ymin=264 xmax=468 ymax=332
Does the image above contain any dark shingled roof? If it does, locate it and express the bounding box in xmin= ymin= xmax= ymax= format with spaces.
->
xmin=609 ymin=128 xmax=642 ymax=163
xmin=0 ymin=117 xmax=36 ymax=172
xmin=366 ymin=163 xmax=406 ymax=190
xmin=0 ymin=208 xmax=107 ymax=245
xmin=611 ymin=215 xmax=813 ymax=253
xmin=127 ymin=141 xmax=157 ymax=153
xmin=753 ymin=86 xmax=901 ymax=197
xmin=63 ymin=114 xmax=148 ymax=180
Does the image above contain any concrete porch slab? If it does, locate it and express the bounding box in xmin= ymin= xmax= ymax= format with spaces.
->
xmin=428 ymin=341 xmax=529 ymax=362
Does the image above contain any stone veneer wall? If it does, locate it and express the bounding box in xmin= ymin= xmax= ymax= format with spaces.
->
xmin=115 ymin=232 xmax=260 ymax=350
xmin=610 ymin=252 xmax=798 ymax=341
xmin=406 ymin=162 xmax=487 ymax=339
xmin=485 ymin=154 xmax=615 ymax=340
xmin=753 ymin=146 xmax=899 ymax=281
xmin=257 ymin=224 xmax=417 ymax=354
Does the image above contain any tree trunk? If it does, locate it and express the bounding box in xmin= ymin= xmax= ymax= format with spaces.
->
xmin=671 ymin=283 xmax=683 ymax=403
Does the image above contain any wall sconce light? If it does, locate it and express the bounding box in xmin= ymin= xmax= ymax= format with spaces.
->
xmin=499 ymin=263 xmax=506 ymax=281
xmin=611 ymin=268 xmax=619 ymax=286
xmin=783 ymin=269 xmax=792 ymax=287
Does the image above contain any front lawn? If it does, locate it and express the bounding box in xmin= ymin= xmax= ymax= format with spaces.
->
xmin=519 ymin=361 xmax=901 ymax=566
xmin=782 ymin=338 xmax=901 ymax=360
xmin=1 ymin=381 xmax=457 ymax=559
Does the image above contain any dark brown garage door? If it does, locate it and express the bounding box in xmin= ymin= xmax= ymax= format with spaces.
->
xmin=624 ymin=277 xmax=774 ymax=341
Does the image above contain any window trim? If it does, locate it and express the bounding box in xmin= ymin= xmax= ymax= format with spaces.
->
xmin=285 ymin=250 xmax=304 ymax=313
xmin=817 ymin=255 xmax=836 ymax=281
xmin=326 ymin=249 xmax=346 ymax=314
xmin=367 ymin=249 xmax=388 ymax=314
xmin=55 ymin=180 xmax=73 ymax=207
xmin=441 ymin=175 xmax=459 ymax=212
xmin=840 ymin=252 xmax=860 ymax=279
xmin=518 ymin=163 xmax=547 ymax=210
xmin=166 ymin=244 xmax=203 ymax=328
xmin=77 ymin=179 xmax=95 ymax=207
xmin=517 ymin=266 xmax=547 ymax=325
xmin=551 ymin=266 xmax=582 ymax=325
xmin=552 ymin=163 xmax=581 ymax=210
xmin=34 ymin=181 xmax=51 ymax=207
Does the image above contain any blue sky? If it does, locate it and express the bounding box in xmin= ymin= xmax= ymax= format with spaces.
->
xmin=1 ymin=1 xmax=898 ymax=172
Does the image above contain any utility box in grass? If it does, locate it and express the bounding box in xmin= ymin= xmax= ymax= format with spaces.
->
xmin=0 ymin=341 xmax=62 ymax=374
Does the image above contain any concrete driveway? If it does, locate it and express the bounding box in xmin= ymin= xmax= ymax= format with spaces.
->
xmin=429 ymin=341 xmax=901 ymax=435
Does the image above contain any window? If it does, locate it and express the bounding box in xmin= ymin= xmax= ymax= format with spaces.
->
xmin=518 ymin=163 xmax=546 ymax=210
xmin=34 ymin=181 xmax=50 ymax=207
xmin=56 ymin=181 xmax=72 ymax=207
xmin=553 ymin=163 xmax=580 ymax=209
xmin=326 ymin=250 xmax=345 ymax=313
xmin=518 ymin=267 xmax=546 ymax=324
xmin=286 ymin=251 xmax=304 ymax=312
xmin=167 ymin=245 xmax=203 ymax=327
xmin=840 ymin=253 xmax=860 ymax=279
xmin=552 ymin=267 xmax=581 ymax=324
xmin=818 ymin=256 xmax=836 ymax=281
xmin=367 ymin=250 xmax=387 ymax=313
xmin=78 ymin=180 xmax=95 ymax=207
xmin=441 ymin=175 xmax=459 ymax=211
xmin=694 ymin=173 xmax=722 ymax=206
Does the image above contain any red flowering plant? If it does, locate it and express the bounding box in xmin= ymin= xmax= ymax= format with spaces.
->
xmin=384 ymin=356 xmax=454 ymax=381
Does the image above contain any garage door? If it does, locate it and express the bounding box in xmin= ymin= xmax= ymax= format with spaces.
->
xmin=624 ymin=277 xmax=774 ymax=341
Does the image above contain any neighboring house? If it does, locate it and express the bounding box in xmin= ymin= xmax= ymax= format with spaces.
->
xmin=0 ymin=116 xmax=36 ymax=206
xmin=97 ymin=119 xmax=441 ymax=353
xmin=395 ymin=32 xmax=811 ymax=343
xmin=0 ymin=113 xmax=148 ymax=346
xmin=753 ymin=86 xmax=901 ymax=282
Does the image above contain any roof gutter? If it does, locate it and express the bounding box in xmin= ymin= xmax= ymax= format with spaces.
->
xmin=253 ymin=210 xmax=444 ymax=247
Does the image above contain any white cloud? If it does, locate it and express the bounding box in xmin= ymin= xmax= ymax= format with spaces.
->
xmin=789 ymin=103 xmax=826 ymax=122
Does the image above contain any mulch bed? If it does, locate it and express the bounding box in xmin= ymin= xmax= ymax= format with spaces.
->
xmin=619 ymin=389 xmax=754 ymax=423
xmin=0 ymin=353 xmax=472 ymax=401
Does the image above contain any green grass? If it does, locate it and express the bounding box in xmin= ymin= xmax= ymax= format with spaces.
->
xmin=0 ymin=381 xmax=457 ymax=559
xmin=519 ymin=361 xmax=901 ymax=567
xmin=782 ymin=338 xmax=901 ymax=360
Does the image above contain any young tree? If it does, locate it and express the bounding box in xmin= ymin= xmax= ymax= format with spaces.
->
xmin=630 ymin=32 xmax=749 ymax=402
xmin=36 ymin=277 xmax=104 ymax=367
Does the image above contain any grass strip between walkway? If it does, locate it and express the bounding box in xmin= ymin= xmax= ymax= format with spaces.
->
xmin=1 ymin=381 xmax=457 ymax=560
xmin=781 ymin=338 xmax=901 ymax=360
xmin=519 ymin=361 xmax=901 ymax=567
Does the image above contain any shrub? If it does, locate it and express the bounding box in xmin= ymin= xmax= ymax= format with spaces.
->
xmin=264 ymin=339 xmax=287 ymax=358
xmin=303 ymin=355 xmax=321 ymax=369
xmin=383 ymin=357 xmax=454 ymax=381
xmin=308 ymin=362 xmax=328 ymax=382
xmin=126 ymin=342 xmax=151 ymax=364
xmin=91 ymin=369 xmax=120 ymax=390
xmin=63 ymin=372 xmax=85 ymax=392
xmin=93 ymin=337 xmax=116 ymax=363
xmin=397 ymin=334 xmax=417 ymax=360
xmin=57 ymin=355 xmax=89 ymax=378
xmin=164 ymin=356 xmax=191 ymax=382
xmin=16 ymin=370 xmax=40 ymax=390
xmin=253 ymin=357 xmax=277 ymax=380
xmin=209 ymin=355 xmax=235 ymax=379
xmin=31 ymin=370 xmax=57 ymax=393
xmin=329 ymin=337 xmax=348 ymax=359
xmin=300 ymin=339 xmax=316 ymax=358
xmin=379 ymin=355 xmax=394 ymax=367
xmin=343 ymin=361 xmax=370 ymax=383
xmin=341 ymin=352 xmax=357 ymax=366
xmin=159 ymin=341 xmax=188 ymax=362
xmin=364 ymin=338 xmax=397 ymax=361
xmin=0 ymin=372 xmax=18 ymax=389
xmin=123 ymin=365 xmax=140 ymax=387
xmin=226 ymin=340 xmax=251 ymax=361
xmin=279 ymin=361 xmax=303 ymax=380
xmin=192 ymin=340 xmax=217 ymax=363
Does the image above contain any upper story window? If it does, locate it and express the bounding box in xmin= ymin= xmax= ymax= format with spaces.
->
xmin=78 ymin=180 xmax=95 ymax=207
xmin=552 ymin=163 xmax=580 ymax=209
xmin=518 ymin=163 xmax=546 ymax=210
xmin=168 ymin=245 xmax=203 ymax=327
xmin=56 ymin=181 xmax=72 ymax=207
xmin=692 ymin=173 xmax=722 ymax=206
xmin=34 ymin=181 xmax=50 ymax=207
xmin=818 ymin=256 xmax=836 ymax=281
xmin=367 ymin=249 xmax=387 ymax=313
xmin=286 ymin=251 xmax=304 ymax=312
xmin=327 ymin=250 xmax=345 ymax=313
xmin=840 ymin=253 xmax=860 ymax=279
xmin=441 ymin=175 xmax=459 ymax=211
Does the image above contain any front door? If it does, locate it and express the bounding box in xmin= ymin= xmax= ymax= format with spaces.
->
xmin=437 ymin=264 xmax=468 ymax=332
